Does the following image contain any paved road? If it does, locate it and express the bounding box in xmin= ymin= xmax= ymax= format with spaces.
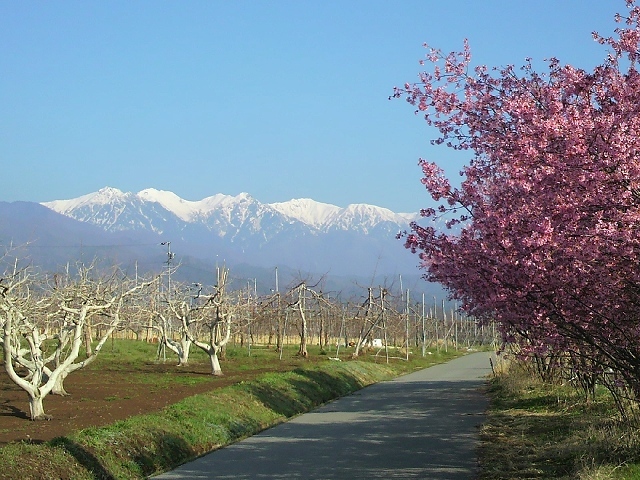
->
xmin=153 ymin=351 xmax=494 ymax=480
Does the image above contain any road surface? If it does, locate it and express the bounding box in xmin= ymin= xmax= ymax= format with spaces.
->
xmin=153 ymin=351 xmax=494 ymax=479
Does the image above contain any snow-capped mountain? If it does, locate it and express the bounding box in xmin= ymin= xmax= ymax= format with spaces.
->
xmin=43 ymin=187 xmax=416 ymax=236
xmin=41 ymin=187 xmax=421 ymax=276
xmin=270 ymin=198 xmax=341 ymax=229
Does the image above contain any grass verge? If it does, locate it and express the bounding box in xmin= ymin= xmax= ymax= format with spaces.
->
xmin=479 ymin=361 xmax=640 ymax=480
xmin=0 ymin=348 xmax=464 ymax=479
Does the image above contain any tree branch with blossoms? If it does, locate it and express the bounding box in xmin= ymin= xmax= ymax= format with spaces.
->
xmin=394 ymin=0 xmax=640 ymax=406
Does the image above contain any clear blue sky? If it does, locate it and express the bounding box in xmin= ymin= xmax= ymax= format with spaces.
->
xmin=0 ymin=1 xmax=620 ymax=213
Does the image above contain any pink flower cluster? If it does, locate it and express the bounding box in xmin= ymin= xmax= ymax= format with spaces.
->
xmin=396 ymin=1 xmax=640 ymax=395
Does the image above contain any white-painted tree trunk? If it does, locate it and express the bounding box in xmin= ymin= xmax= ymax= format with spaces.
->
xmin=210 ymin=348 xmax=223 ymax=376
xmin=50 ymin=368 xmax=70 ymax=396
xmin=164 ymin=335 xmax=192 ymax=366
xmin=297 ymin=304 xmax=308 ymax=358
xmin=177 ymin=339 xmax=191 ymax=367
xmin=28 ymin=394 xmax=49 ymax=421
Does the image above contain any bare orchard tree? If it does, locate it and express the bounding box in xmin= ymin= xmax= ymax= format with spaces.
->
xmin=187 ymin=266 xmax=234 ymax=375
xmin=285 ymin=280 xmax=330 ymax=358
xmin=155 ymin=310 xmax=192 ymax=366
xmin=285 ymin=281 xmax=308 ymax=357
xmin=51 ymin=266 xmax=156 ymax=394
xmin=352 ymin=287 xmax=390 ymax=358
xmin=155 ymin=282 xmax=205 ymax=366
xmin=1 ymin=262 xmax=155 ymax=420
xmin=257 ymin=291 xmax=284 ymax=351
xmin=1 ymin=264 xmax=52 ymax=420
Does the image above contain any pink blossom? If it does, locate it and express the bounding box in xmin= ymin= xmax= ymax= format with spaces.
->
xmin=394 ymin=0 xmax=640 ymax=394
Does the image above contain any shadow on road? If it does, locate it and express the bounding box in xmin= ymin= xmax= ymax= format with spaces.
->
xmin=154 ymin=352 xmax=493 ymax=480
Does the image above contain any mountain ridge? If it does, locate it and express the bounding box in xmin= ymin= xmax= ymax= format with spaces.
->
xmin=37 ymin=186 xmax=422 ymax=278
xmin=43 ymin=187 xmax=418 ymax=232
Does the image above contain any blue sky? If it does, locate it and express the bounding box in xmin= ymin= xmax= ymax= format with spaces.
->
xmin=0 ymin=1 xmax=620 ymax=213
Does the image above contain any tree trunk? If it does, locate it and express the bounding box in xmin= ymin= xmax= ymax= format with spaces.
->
xmin=275 ymin=296 xmax=283 ymax=353
xmin=177 ymin=340 xmax=191 ymax=366
xmin=28 ymin=394 xmax=50 ymax=421
xmin=51 ymin=369 xmax=70 ymax=396
xmin=298 ymin=308 xmax=308 ymax=357
xmin=276 ymin=320 xmax=283 ymax=353
xmin=297 ymin=288 xmax=308 ymax=358
xmin=210 ymin=350 xmax=223 ymax=376
xmin=163 ymin=335 xmax=192 ymax=366
xmin=298 ymin=322 xmax=308 ymax=358
xmin=84 ymin=317 xmax=93 ymax=357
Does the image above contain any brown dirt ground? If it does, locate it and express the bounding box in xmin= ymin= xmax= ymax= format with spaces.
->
xmin=0 ymin=359 xmax=300 ymax=445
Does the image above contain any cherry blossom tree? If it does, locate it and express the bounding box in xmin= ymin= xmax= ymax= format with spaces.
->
xmin=394 ymin=1 xmax=640 ymax=395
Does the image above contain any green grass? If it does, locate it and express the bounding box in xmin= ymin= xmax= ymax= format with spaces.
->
xmin=479 ymin=361 xmax=640 ymax=480
xmin=0 ymin=340 xmax=469 ymax=479
xmin=0 ymin=442 xmax=94 ymax=480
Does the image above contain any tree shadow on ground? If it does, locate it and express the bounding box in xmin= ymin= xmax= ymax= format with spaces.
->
xmin=0 ymin=399 xmax=29 ymax=420
xmin=50 ymin=437 xmax=118 ymax=480
xmin=52 ymin=431 xmax=196 ymax=479
xmin=246 ymin=369 xmax=366 ymax=418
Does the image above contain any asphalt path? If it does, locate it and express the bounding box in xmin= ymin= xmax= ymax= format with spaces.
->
xmin=153 ymin=351 xmax=494 ymax=480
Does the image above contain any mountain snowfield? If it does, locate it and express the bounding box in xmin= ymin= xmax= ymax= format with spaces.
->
xmin=43 ymin=187 xmax=418 ymax=235
xmin=39 ymin=186 xmax=423 ymax=278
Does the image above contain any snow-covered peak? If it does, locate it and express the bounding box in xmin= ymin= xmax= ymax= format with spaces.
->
xmin=197 ymin=193 xmax=235 ymax=209
xmin=340 ymin=203 xmax=398 ymax=220
xmin=326 ymin=203 xmax=413 ymax=233
xmin=135 ymin=189 xmax=258 ymax=221
xmin=43 ymin=186 xmax=129 ymax=214
xmin=269 ymin=198 xmax=341 ymax=228
xmin=212 ymin=192 xmax=254 ymax=207
xmin=137 ymin=188 xmax=201 ymax=221
xmin=137 ymin=188 xmax=182 ymax=205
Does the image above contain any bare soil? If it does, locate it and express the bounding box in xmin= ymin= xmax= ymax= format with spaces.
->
xmin=0 ymin=358 xmax=300 ymax=445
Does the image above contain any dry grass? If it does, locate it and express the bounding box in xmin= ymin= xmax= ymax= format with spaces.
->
xmin=479 ymin=361 xmax=640 ymax=480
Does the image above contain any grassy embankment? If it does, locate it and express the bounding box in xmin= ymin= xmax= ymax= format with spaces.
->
xmin=0 ymin=341 xmax=465 ymax=479
xmin=479 ymin=359 xmax=640 ymax=480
